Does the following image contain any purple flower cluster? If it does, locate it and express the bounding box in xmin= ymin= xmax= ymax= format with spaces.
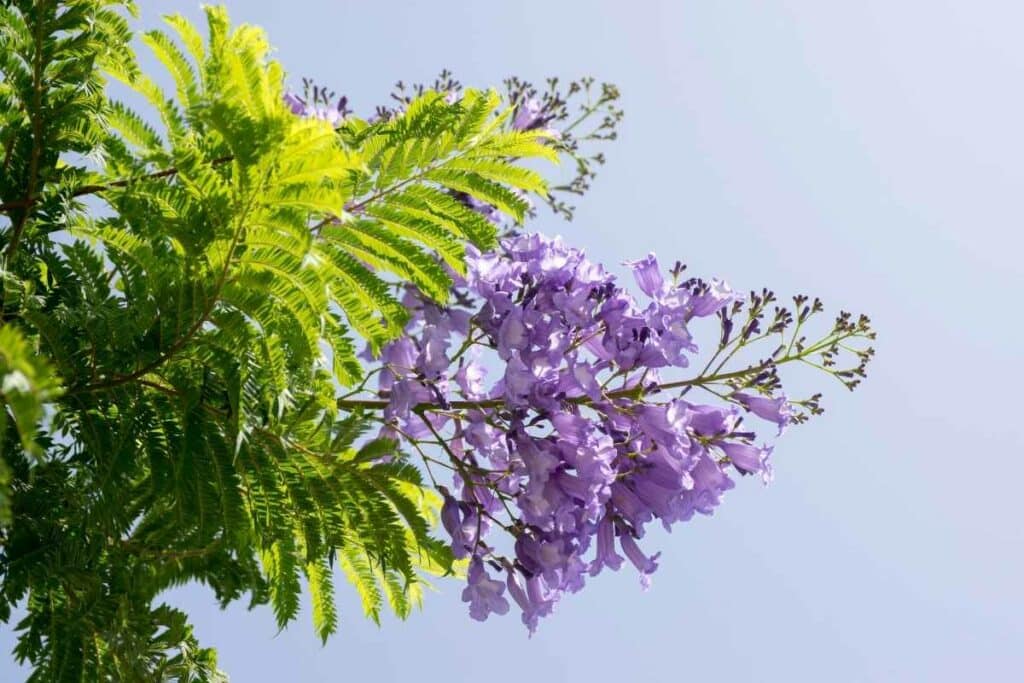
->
xmin=370 ymin=233 xmax=794 ymax=632
xmin=284 ymin=90 xmax=351 ymax=125
xmin=511 ymin=96 xmax=561 ymax=139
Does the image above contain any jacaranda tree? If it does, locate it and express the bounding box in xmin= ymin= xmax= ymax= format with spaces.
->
xmin=0 ymin=3 xmax=874 ymax=680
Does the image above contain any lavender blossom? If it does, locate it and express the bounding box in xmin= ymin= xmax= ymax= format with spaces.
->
xmin=355 ymin=231 xmax=874 ymax=632
xmin=462 ymin=558 xmax=510 ymax=622
xmin=733 ymin=391 xmax=794 ymax=434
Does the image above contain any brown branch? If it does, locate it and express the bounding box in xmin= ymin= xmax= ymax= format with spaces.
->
xmin=69 ymin=200 xmax=251 ymax=396
xmin=311 ymin=131 xmax=501 ymax=233
xmin=0 ymin=155 xmax=234 ymax=213
xmin=121 ymin=539 xmax=223 ymax=561
xmin=2 ymin=137 xmax=14 ymax=175
xmin=310 ymin=173 xmax=425 ymax=233
xmin=336 ymin=361 xmax=780 ymax=414
xmin=4 ymin=10 xmax=46 ymax=259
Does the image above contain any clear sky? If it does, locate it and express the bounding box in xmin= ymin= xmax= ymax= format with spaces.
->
xmin=4 ymin=1 xmax=1023 ymax=680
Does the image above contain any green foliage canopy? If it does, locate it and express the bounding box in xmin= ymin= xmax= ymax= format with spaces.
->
xmin=0 ymin=2 xmax=565 ymax=678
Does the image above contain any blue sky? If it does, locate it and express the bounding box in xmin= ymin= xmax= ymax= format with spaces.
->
xmin=4 ymin=1 xmax=1023 ymax=680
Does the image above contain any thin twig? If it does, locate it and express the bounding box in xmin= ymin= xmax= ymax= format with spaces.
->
xmin=0 ymin=155 xmax=235 ymax=213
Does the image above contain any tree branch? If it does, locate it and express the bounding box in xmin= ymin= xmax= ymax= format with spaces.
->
xmin=337 ymin=359 xmax=781 ymax=414
xmin=0 ymin=155 xmax=235 ymax=213
xmin=69 ymin=198 xmax=253 ymax=396
xmin=336 ymin=335 xmax=863 ymax=416
xmin=4 ymin=8 xmax=46 ymax=259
